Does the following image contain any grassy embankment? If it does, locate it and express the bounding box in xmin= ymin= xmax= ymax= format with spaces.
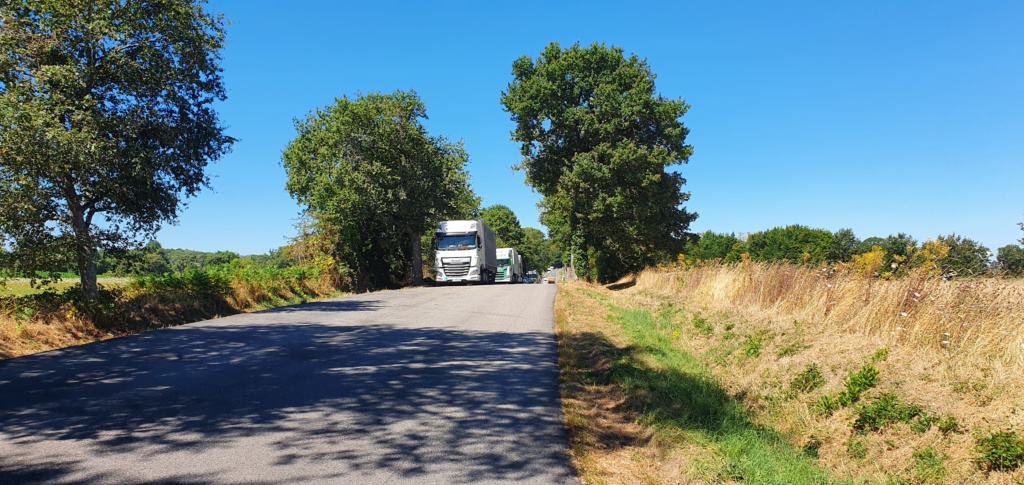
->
xmin=0 ymin=262 xmax=342 ymax=359
xmin=556 ymin=262 xmax=1024 ymax=484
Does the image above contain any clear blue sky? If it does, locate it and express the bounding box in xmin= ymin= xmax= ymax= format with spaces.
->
xmin=158 ymin=0 xmax=1024 ymax=255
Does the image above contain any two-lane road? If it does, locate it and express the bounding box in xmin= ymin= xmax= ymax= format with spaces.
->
xmin=0 ymin=284 xmax=575 ymax=484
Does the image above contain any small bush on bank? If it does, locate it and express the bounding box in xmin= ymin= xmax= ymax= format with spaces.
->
xmin=976 ymin=431 xmax=1024 ymax=472
xmin=853 ymin=393 xmax=924 ymax=432
xmin=838 ymin=364 xmax=879 ymax=406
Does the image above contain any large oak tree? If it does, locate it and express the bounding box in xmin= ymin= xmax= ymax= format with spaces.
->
xmin=501 ymin=42 xmax=696 ymax=282
xmin=0 ymin=0 xmax=232 ymax=300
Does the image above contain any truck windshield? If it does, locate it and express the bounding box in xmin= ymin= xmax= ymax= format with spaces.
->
xmin=436 ymin=234 xmax=477 ymax=250
xmin=497 ymin=258 xmax=510 ymax=266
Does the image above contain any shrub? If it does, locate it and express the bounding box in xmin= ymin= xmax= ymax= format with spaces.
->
xmin=744 ymin=225 xmax=835 ymax=265
xmin=976 ymin=431 xmax=1024 ymax=472
xmin=853 ymin=393 xmax=924 ymax=432
xmin=911 ymin=239 xmax=950 ymax=276
xmin=838 ymin=364 xmax=880 ymax=406
xmin=685 ymin=232 xmax=743 ymax=263
xmin=937 ymin=234 xmax=992 ymax=277
xmin=849 ymin=246 xmax=886 ymax=278
xmin=997 ymin=244 xmax=1024 ymax=277
xmin=790 ymin=364 xmax=826 ymax=393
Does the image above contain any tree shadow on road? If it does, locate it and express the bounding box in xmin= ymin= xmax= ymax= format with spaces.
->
xmin=0 ymin=300 xmax=573 ymax=484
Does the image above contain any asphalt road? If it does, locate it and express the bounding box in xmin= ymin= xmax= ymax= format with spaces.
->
xmin=0 ymin=284 xmax=575 ymax=484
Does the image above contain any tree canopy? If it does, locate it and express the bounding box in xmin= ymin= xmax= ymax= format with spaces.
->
xmin=283 ymin=91 xmax=476 ymax=290
xmin=501 ymin=42 xmax=695 ymax=282
xmin=480 ymin=205 xmax=526 ymax=249
xmin=0 ymin=0 xmax=232 ymax=300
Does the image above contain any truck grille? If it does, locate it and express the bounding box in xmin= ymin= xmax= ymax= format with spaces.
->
xmin=497 ymin=266 xmax=509 ymax=279
xmin=442 ymin=260 xmax=471 ymax=277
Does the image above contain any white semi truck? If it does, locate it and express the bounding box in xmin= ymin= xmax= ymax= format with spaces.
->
xmin=435 ymin=220 xmax=497 ymax=284
xmin=496 ymin=248 xmax=524 ymax=283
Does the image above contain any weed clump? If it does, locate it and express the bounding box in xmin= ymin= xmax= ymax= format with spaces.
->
xmin=913 ymin=447 xmax=946 ymax=483
xmin=838 ymin=364 xmax=879 ymax=406
xmin=936 ymin=415 xmax=961 ymax=434
xmin=976 ymin=431 xmax=1024 ymax=472
xmin=870 ymin=347 xmax=890 ymax=362
xmin=853 ymin=393 xmax=924 ymax=433
xmin=692 ymin=315 xmax=713 ymax=335
xmin=790 ymin=364 xmax=825 ymax=394
xmin=742 ymin=330 xmax=770 ymax=358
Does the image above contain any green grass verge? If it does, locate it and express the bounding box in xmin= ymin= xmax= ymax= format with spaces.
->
xmin=605 ymin=304 xmax=830 ymax=484
xmin=0 ymin=277 xmax=131 ymax=297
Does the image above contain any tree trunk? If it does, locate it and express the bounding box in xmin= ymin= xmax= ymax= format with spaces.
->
xmin=409 ymin=231 xmax=423 ymax=285
xmin=72 ymin=219 xmax=99 ymax=302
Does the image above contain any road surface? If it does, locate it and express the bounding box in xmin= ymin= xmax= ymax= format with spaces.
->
xmin=0 ymin=284 xmax=574 ymax=484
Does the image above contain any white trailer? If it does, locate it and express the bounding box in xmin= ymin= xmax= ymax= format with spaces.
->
xmin=435 ymin=220 xmax=497 ymax=284
xmin=496 ymin=248 xmax=525 ymax=283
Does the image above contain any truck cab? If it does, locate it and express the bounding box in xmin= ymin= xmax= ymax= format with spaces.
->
xmin=435 ymin=220 xmax=497 ymax=284
xmin=496 ymin=247 xmax=523 ymax=283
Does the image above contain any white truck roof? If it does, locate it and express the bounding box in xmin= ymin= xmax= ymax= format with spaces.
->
xmin=437 ymin=220 xmax=479 ymax=234
xmin=496 ymin=248 xmax=514 ymax=258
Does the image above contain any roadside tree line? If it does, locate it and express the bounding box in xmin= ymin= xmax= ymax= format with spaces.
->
xmin=683 ymin=224 xmax=1024 ymax=278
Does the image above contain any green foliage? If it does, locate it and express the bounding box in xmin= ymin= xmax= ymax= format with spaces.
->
xmin=997 ymin=244 xmax=1024 ymax=276
xmin=502 ymin=42 xmax=695 ymax=282
xmin=912 ymin=447 xmax=946 ymax=483
xmin=0 ymin=0 xmax=233 ymax=300
xmin=813 ymin=394 xmax=840 ymax=416
xmin=745 ymin=225 xmax=836 ymax=265
xmin=282 ymin=91 xmax=476 ymax=290
xmin=871 ymin=348 xmax=890 ymax=363
xmin=838 ymin=364 xmax=880 ymax=406
xmin=790 ymin=364 xmax=826 ymax=394
xmin=742 ymin=331 xmax=769 ymax=358
xmin=133 ymin=269 xmax=232 ymax=297
xmin=480 ymin=205 xmax=526 ymax=248
xmin=852 ymin=393 xmax=924 ymax=432
xmin=879 ymin=233 xmax=918 ymax=277
xmin=826 ymin=228 xmax=860 ymax=263
xmin=937 ymin=234 xmax=992 ymax=277
xmin=937 ymin=415 xmax=961 ymax=434
xmin=519 ymin=227 xmax=559 ymax=271
xmin=910 ymin=412 xmax=938 ymax=433
xmin=685 ymin=232 xmax=743 ymax=263
xmin=976 ymin=431 xmax=1024 ymax=472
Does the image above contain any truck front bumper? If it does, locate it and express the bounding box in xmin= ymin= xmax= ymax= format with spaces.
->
xmin=437 ymin=274 xmax=482 ymax=283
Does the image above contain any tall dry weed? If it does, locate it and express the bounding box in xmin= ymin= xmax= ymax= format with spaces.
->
xmin=636 ymin=263 xmax=1024 ymax=368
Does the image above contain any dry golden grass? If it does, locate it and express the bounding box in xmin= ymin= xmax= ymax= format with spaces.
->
xmin=0 ymin=277 xmax=341 ymax=360
xmin=604 ymin=263 xmax=1024 ymax=483
xmin=637 ymin=262 xmax=1024 ymax=369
